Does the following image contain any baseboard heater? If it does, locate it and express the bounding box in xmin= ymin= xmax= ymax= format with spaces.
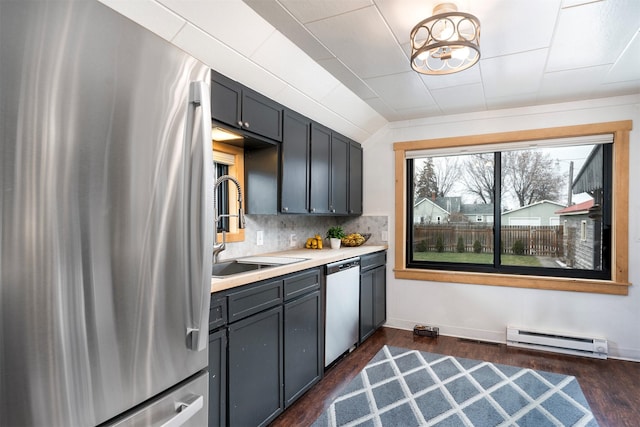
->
xmin=506 ymin=326 xmax=608 ymax=359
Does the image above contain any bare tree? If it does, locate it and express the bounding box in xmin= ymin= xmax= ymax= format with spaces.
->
xmin=503 ymin=150 xmax=564 ymax=207
xmin=463 ymin=153 xmax=495 ymax=204
xmin=433 ymin=157 xmax=462 ymax=197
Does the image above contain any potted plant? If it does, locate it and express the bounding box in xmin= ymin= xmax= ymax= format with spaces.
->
xmin=326 ymin=226 xmax=346 ymax=249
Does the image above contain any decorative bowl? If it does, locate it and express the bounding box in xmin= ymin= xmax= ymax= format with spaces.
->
xmin=341 ymin=233 xmax=371 ymax=247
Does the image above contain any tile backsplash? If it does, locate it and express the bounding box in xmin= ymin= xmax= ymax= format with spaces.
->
xmin=218 ymin=215 xmax=388 ymax=261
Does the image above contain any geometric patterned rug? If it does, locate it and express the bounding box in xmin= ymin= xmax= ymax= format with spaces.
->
xmin=312 ymin=345 xmax=599 ymax=427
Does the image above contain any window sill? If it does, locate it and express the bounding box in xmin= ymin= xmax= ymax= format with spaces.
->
xmin=393 ymin=267 xmax=630 ymax=295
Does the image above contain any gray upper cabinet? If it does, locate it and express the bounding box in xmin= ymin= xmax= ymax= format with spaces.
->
xmin=281 ymin=110 xmax=311 ymax=214
xmin=330 ymin=133 xmax=349 ymax=214
xmin=307 ymin=123 xmax=362 ymax=215
xmin=348 ymin=141 xmax=363 ymax=215
xmin=211 ymin=71 xmax=283 ymax=142
xmin=211 ymin=70 xmax=363 ymax=216
xmin=309 ymin=123 xmax=332 ymax=214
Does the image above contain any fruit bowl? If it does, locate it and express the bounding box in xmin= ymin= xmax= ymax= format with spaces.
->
xmin=341 ymin=233 xmax=371 ymax=247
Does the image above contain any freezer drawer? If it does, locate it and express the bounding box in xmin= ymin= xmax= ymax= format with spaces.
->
xmin=107 ymin=370 xmax=208 ymax=427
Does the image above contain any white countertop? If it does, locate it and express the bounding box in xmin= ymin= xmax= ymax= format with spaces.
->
xmin=210 ymin=245 xmax=388 ymax=293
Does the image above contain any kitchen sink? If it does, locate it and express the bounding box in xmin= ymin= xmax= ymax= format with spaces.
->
xmin=211 ymin=261 xmax=271 ymax=277
xmin=211 ymin=256 xmax=308 ymax=278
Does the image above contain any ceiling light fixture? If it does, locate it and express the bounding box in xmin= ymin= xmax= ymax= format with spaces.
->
xmin=410 ymin=2 xmax=480 ymax=75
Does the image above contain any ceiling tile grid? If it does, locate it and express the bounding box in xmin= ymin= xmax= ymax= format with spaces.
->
xmin=243 ymin=0 xmax=640 ymax=121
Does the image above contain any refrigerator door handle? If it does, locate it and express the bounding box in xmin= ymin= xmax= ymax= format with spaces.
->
xmin=186 ymin=80 xmax=214 ymax=352
xmin=159 ymin=395 xmax=204 ymax=427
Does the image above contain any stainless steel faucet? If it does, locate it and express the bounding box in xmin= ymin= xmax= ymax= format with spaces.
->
xmin=213 ymin=174 xmax=246 ymax=263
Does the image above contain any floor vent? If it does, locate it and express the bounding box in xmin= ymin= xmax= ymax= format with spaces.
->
xmin=506 ymin=326 xmax=608 ymax=359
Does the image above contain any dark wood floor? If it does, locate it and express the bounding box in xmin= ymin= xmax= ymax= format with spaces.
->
xmin=270 ymin=327 xmax=640 ymax=427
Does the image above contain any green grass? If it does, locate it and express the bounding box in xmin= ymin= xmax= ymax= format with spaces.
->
xmin=413 ymin=251 xmax=542 ymax=267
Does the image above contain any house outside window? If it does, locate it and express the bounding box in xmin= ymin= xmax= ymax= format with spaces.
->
xmin=395 ymin=121 xmax=632 ymax=294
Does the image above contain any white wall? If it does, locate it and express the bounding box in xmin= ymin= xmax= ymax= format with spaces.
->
xmin=363 ymin=95 xmax=640 ymax=361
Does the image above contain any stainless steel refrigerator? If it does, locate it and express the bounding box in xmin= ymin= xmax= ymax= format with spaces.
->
xmin=0 ymin=1 xmax=214 ymax=425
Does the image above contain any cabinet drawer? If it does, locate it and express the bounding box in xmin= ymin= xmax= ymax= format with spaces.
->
xmin=227 ymin=279 xmax=283 ymax=323
xmin=209 ymin=294 xmax=227 ymax=331
xmin=284 ymin=268 xmax=321 ymax=301
xmin=360 ymin=251 xmax=387 ymax=272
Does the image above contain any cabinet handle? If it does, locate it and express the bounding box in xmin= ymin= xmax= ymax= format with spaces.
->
xmin=244 ymin=121 xmax=250 ymax=128
xmin=310 ymin=208 xmax=316 ymax=213
xmin=237 ymin=120 xmax=243 ymax=127
xmin=282 ymin=207 xmax=289 ymax=212
xmin=330 ymin=209 xmax=335 ymax=213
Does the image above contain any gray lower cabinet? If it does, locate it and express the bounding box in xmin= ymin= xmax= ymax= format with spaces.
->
xmin=210 ymin=267 xmax=322 ymax=426
xmin=208 ymin=328 xmax=226 ymax=427
xmin=228 ymin=306 xmax=283 ymax=427
xmin=283 ymin=267 xmax=323 ymax=407
xmin=359 ymin=251 xmax=387 ymax=343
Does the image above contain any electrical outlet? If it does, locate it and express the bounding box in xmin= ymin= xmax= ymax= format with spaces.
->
xmin=257 ymin=230 xmax=264 ymax=246
xmin=289 ymin=233 xmax=297 ymax=247
xmin=381 ymin=230 xmax=388 ymax=242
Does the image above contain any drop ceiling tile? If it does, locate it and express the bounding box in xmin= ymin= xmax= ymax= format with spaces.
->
xmin=364 ymin=72 xmax=436 ymax=110
xmin=485 ymin=92 xmax=538 ymax=110
xmin=316 ymin=58 xmax=379 ymax=100
xmin=279 ymin=0 xmax=372 ymax=24
xmin=250 ymin=31 xmax=340 ymax=102
xmin=375 ymin=0 xmax=435 ymax=46
xmin=538 ymin=65 xmax=609 ymax=104
xmin=363 ymin=97 xmax=398 ymax=120
xmin=430 ymin=84 xmax=487 ymax=115
xmin=99 ymin=0 xmax=185 ymax=41
xmin=171 ymin=23 xmax=288 ymax=99
xmin=306 ymin=5 xmax=409 ymax=79
xmin=418 ymin=64 xmax=482 ymax=90
xmin=392 ymin=105 xmax=442 ymax=121
xmin=321 ymin=85 xmax=387 ymax=132
xmin=477 ymin=0 xmax=560 ymax=58
xmin=243 ymin=0 xmax=335 ymax=61
xmin=547 ymin=0 xmax=640 ymax=72
xmin=590 ymin=80 xmax=640 ymax=99
xmin=158 ymin=0 xmax=275 ymax=58
xmin=480 ymin=49 xmax=548 ymax=99
xmin=605 ymin=31 xmax=640 ymax=84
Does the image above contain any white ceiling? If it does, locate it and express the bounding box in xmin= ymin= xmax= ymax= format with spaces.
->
xmin=99 ymin=0 xmax=639 ymax=141
xmin=243 ymin=0 xmax=640 ymax=121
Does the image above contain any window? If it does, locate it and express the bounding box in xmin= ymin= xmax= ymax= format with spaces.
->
xmin=393 ymin=121 xmax=631 ymax=295
xmin=213 ymin=142 xmax=245 ymax=243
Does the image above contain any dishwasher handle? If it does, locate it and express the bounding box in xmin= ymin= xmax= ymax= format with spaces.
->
xmin=326 ymin=257 xmax=360 ymax=275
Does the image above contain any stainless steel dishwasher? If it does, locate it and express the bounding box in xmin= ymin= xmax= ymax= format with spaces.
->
xmin=325 ymin=257 xmax=360 ymax=367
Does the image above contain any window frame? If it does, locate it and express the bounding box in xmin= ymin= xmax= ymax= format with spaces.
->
xmin=213 ymin=142 xmax=245 ymax=243
xmin=393 ymin=121 xmax=631 ymax=295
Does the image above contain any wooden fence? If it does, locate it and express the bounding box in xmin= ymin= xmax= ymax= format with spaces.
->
xmin=413 ymin=224 xmax=564 ymax=256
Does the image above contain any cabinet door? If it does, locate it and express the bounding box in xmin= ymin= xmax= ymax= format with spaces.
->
xmin=208 ymin=329 xmax=226 ymax=427
xmin=228 ymin=306 xmax=283 ymax=427
xmin=330 ymin=133 xmax=349 ymax=214
xmin=348 ymin=141 xmax=363 ymax=215
xmin=359 ymin=269 xmax=375 ymax=343
xmin=211 ymin=72 xmax=241 ymax=128
xmin=372 ymin=265 xmax=387 ymax=329
xmin=284 ymin=290 xmax=322 ymax=407
xmin=242 ymin=88 xmax=283 ymax=142
xmin=360 ymin=264 xmax=386 ymax=343
xmin=309 ymin=123 xmax=331 ymax=214
xmin=281 ymin=111 xmax=310 ymax=213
